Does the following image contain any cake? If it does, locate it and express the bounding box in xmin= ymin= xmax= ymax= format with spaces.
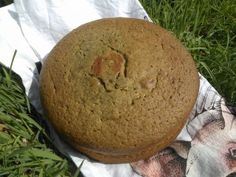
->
xmin=40 ymin=18 xmax=199 ymax=163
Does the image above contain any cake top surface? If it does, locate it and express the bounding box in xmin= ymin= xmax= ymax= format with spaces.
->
xmin=40 ymin=18 xmax=199 ymax=155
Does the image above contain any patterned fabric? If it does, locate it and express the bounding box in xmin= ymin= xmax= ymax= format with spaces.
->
xmin=131 ymin=74 xmax=236 ymax=177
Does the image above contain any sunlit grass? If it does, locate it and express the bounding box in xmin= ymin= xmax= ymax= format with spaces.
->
xmin=0 ymin=52 xmax=74 ymax=176
xmin=140 ymin=0 xmax=236 ymax=105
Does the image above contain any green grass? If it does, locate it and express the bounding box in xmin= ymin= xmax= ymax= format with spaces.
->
xmin=0 ymin=53 xmax=76 ymax=176
xmin=140 ymin=0 xmax=236 ymax=105
xmin=0 ymin=0 xmax=12 ymax=7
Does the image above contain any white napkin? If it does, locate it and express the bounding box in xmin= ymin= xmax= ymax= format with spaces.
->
xmin=14 ymin=0 xmax=150 ymax=61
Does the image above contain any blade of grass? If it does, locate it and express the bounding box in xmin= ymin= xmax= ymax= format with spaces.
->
xmin=9 ymin=50 xmax=17 ymax=78
xmin=73 ymin=160 xmax=84 ymax=177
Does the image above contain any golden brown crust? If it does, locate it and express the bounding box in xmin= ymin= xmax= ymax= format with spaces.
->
xmin=40 ymin=18 xmax=199 ymax=163
xmin=69 ymin=113 xmax=188 ymax=163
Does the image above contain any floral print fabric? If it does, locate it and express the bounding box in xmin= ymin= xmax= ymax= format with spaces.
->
xmin=131 ymin=75 xmax=236 ymax=177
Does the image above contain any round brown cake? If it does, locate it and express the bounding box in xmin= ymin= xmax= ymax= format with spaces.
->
xmin=40 ymin=18 xmax=199 ymax=163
